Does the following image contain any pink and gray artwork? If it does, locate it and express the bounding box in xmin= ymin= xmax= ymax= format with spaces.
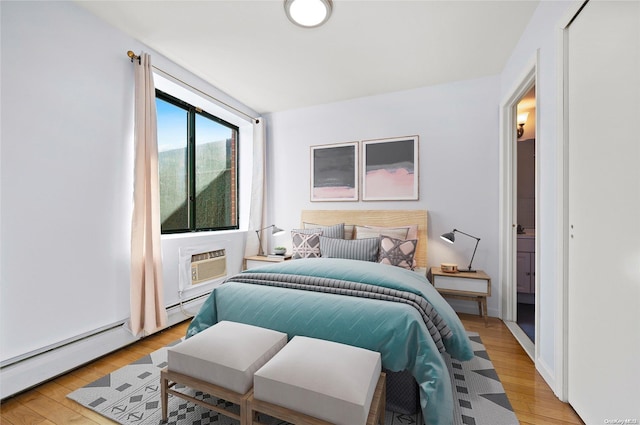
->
xmin=311 ymin=142 xmax=358 ymax=201
xmin=363 ymin=136 xmax=418 ymax=201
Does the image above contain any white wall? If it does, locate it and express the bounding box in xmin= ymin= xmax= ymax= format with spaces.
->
xmin=0 ymin=0 xmax=581 ymax=402
xmin=499 ymin=0 xmax=575 ymax=394
xmin=0 ymin=0 xmax=256 ymax=384
xmin=264 ymin=76 xmax=502 ymax=316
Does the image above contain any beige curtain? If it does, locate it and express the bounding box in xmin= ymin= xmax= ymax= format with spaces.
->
xmin=129 ymin=52 xmax=167 ymax=336
xmin=244 ymin=118 xmax=267 ymax=256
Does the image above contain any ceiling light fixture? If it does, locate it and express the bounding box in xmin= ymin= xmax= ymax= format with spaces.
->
xmin=284 ymin=0 xmax=333 ymax=28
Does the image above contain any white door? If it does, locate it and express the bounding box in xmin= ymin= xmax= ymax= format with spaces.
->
xmin=567 ymin=1 xmax=640 ymax=422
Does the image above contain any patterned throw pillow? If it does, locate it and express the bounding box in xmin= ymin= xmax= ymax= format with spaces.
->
xmin=378 ymin=236 xmax=418 ymax=270
xmin=319 ymin=236 xmax=380 ymax=262
xmin=291 ymin=231 xmax=322 ymax=259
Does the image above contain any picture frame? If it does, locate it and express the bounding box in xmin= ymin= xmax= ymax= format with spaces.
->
xmin=361 ymin=136 xmax=419 ymax=201
xmin=310 ymin=141 xmax=359 ymax=202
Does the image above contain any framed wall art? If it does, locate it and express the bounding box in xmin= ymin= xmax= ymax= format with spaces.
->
xmin=310 ymin=141 xmax=359 ymax=202
xmin=361 ymin=136 xmax=419 ymax=201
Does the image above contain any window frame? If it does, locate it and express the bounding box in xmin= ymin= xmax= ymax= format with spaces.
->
xmin=156 ymin=89 xmax=240 ymax=234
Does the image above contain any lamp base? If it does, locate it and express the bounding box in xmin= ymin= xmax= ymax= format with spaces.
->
xmin=463 ymin=268 xmax=478 ymax=273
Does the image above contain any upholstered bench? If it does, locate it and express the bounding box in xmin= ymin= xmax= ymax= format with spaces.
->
xmin=160 ymin=321 xmax=287 ymax=424
xmin=248 ymin=336 xmax=386 ymax=425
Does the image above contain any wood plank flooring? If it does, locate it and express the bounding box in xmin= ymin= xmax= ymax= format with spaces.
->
xmin=461 ymin=315 xmax=583 ymax=425
xmin=0 ymin=315 xmax=583 ymax=425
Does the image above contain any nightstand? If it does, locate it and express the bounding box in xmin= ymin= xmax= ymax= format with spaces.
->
xmin=243 ymin=255 xmax=292 ymax=270
xmin=428 ymin=267 xmax=491 ymax=326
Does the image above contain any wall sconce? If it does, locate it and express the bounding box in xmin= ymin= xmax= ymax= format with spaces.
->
xmin=440 ymin=229 xmax=481 ymax=273
xmin=517 ymin=112 xmax=529 ymax=138
xmin=284 ymin=0 xmax=333 ymax=28
xmin=256 ymin=225 xmax=285 ymax=256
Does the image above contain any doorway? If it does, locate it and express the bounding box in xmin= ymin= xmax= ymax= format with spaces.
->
xmin=515 ymin=87 xmax=536 ymax=343
xmin=499 ymin=55 xmax=538 ymax=360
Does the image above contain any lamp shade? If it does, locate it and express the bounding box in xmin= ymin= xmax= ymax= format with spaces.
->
xmin=256 ymin=224 xmax=285 ymax=256
xmin=440 ymin=232 xmax=455 ymax=244
xmin=517 ymin=112 xmax=529 ymax=126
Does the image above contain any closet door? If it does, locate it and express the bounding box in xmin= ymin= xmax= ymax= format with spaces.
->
xmin=567 ymin=1 xmax=640 ymax=422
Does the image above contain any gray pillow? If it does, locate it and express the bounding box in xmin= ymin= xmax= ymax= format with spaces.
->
xmin=319 ymin=235 xmax=380 ymax=262
xmin=302 ymin=222 xmax=345 ymax=239
xmin=292 ymin=228 xmax=325 ymax=235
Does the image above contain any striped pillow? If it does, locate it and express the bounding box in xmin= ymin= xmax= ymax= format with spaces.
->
xmin=292 ymin=228 xmax=325 ymax=236
xmin=319 ymin=236 xmax=379 ymax=262
xmin=302 ymin=222 xmax=345 ymax=239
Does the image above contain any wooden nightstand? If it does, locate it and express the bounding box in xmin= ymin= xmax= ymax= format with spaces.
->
xmin=243 ymin=255 xmax=292 ymax=270
xmin=428 ymin=267 xmax=491 ymax=326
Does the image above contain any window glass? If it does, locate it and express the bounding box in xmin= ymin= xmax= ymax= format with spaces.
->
xmin=194 ymin=113 xmax=237 ymax=230
xmin=156 ymin=97 xmax=189 ymax=232
xmin=155 ymin=90 xmax=238 ymax=233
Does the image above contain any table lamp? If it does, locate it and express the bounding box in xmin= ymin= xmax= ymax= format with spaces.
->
xmin=440 ymin=228 xmax=481 ymax=272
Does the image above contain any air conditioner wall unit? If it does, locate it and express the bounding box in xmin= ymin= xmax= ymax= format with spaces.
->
xmin=190 ymin=249 xmax=227 ymax=285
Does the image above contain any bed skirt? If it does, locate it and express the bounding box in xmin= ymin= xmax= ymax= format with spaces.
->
xmin=385 ymin=368 xmax=420 ymax=414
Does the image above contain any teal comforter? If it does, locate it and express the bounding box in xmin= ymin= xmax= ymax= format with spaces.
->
xmin=187 ymin=258 xmax=474 ymax=425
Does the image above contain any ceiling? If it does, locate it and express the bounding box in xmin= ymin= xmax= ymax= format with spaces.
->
xmin=76 ymin=0 xmax=540 ymax=115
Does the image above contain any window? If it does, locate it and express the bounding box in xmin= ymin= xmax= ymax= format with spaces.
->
xmin=155 ymin=90 xmax=239 ymax=233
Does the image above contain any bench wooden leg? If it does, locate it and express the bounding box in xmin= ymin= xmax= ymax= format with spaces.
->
xmin=240 ymin=390 xmax=253 ymax=425
xmin=160 ymin=369 xmax=168 ymax=421
xmin=373 ymin=372 xmax=386 ymax=425
xmin=381 ymin=375 xmax=386 ymax=425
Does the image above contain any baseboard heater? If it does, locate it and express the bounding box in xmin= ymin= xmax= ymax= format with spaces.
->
xmin=0 ymin=293 xmax=211 ymax=400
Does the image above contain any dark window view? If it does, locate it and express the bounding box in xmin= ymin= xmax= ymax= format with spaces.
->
xmin=156 ymin=90 xmax=238 ymax=233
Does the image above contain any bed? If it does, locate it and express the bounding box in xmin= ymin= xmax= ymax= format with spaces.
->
xmin=186 ymin=210 xmax=474 ymax=425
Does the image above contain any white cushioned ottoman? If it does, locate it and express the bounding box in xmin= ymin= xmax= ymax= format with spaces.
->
xmin=251 ymin=336 xmax=385 ymax=425
xmin=168 ymin=320 xmax=287 ymax=394
xmin=161 ymin=321 xmax=287 ymax=423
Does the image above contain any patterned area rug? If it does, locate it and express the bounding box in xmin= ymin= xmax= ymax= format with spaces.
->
xmin=67 ymin=332 xmax=518 ymax=425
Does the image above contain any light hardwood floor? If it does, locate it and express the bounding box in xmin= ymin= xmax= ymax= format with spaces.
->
xmin=0 ymin=315 xmax=583 ymax=425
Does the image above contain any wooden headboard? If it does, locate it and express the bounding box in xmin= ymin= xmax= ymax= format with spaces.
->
xmin=301 ymin=210 xmax=428 ymax=269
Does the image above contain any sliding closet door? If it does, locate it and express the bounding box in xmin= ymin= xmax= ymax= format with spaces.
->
xmin=567 ymin=1 xmax=640 ymax=422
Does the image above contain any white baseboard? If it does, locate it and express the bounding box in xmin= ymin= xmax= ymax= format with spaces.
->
xmin=504 ymin=320 xmax=535 ymax=361
xmin=535 ymin=355 xmax=557 ymax=397
xmin=500 ymin=321 xmax=560 ymax=402
xmin=0 ymin=296 xmax=206 ymax=400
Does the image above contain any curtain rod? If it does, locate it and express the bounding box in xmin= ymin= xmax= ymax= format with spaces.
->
xmin=127 ymin=51 xmax=259 ymax=124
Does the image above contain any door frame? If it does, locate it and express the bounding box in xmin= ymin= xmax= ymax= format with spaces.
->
xmin=498 ymin=52 xmax=539 ymax=361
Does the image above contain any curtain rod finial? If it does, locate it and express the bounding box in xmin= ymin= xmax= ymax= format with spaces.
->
xmin=127 ymin=50 xmax=140 ymax=63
